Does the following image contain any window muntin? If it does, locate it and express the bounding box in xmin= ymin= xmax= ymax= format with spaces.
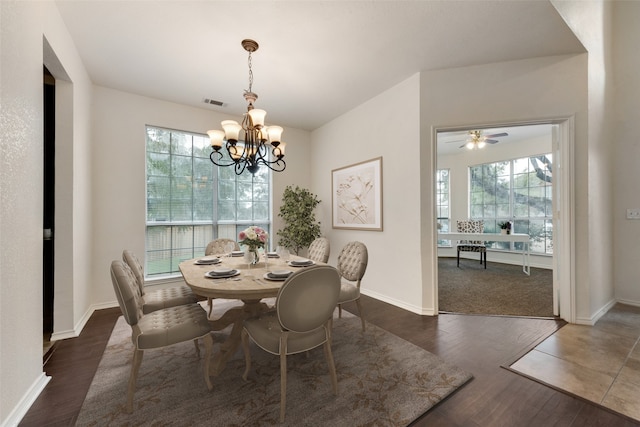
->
xmin=436 ymin=169 xmax=451 ymax=246
xmin=145 ymin=126 xmax=271 ymax=278
xmin=468 ymin=154 xmax=553 ymax=255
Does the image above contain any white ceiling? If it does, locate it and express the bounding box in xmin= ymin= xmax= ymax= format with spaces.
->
xmin=54 ymin=1 xmax=584 ymax=131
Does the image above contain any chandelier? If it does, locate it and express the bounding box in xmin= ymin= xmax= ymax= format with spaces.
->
xmin=207 ymin=39 xmax=286 ymax=175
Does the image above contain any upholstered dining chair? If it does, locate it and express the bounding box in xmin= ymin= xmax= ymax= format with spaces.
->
xmin=456 ymin=219 xmax=487 ymax=269
xmin=110 ymin=260 xmax=213 ymax=413
xmin=307 ymin=237 xmax=330 ymax=263
xmin=204 ymin=238 xmax=241 ymax=316
xmin=205 ymin=238 xmax=239 ymax=257
xmin=336 ymin=241 xmax=368 ymax=332
xmin=122 ymin=250 xmax=199 ymax=314
xmin=241 ymin=265 xmax=341 ymax=422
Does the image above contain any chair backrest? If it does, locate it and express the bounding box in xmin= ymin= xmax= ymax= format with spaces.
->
xmin=276 ymin=265 xmax=340 ymax=333
xmin=205 ymin=238 xmax=240 ymax=256
xmin=308 ymin=237 xmax=330 ymax=263
xmin=110 ymin=260 xmax=144 ymax=326
xmin=122 ymin=250 xmax=145 ymax=296
xmin=456 ymin=220 xmax=484 ymax=244
xmin=336 ymin=241 xmax=368 ymax=285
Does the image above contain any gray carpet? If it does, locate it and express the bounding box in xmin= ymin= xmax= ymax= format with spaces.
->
xmin=438 ymin=257 xmax=554 ymax=317
xmin=76 ymin=302 xmax=472 ymax=426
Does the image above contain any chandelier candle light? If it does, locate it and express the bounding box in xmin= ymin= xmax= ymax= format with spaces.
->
xmin=207 ymin=39 xmax=286 ymax=175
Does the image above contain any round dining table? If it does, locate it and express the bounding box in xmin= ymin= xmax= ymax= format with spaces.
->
xmin=179 ymin=253 xmax=318 ymax=376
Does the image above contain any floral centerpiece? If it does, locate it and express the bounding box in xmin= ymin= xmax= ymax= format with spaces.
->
xmin=238 ymin=225 xmax=268 ymax=264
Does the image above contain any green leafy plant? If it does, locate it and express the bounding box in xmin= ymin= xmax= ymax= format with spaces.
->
xmin=277 ymin=185 xmax=322 ymax=255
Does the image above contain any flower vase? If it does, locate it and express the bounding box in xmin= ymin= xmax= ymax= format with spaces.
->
xmin=245 ymin=248 xmax=260 ymax=266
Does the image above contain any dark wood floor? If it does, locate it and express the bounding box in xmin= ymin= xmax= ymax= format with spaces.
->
xmin=21 ymin=295 xmax=640 ymax=426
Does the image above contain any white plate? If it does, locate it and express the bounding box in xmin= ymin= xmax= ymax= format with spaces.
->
xmin=205 ymin=269 xmax=240 ymax=279
xmin=263 ymin=272 xmax=289 ymax=281
xmin=210 ymin=267 xmax=234 ymax=275
xmin=231 ymin=251 xmax=245 ymax=257
xmin=266 ymin=252 xmax=280 ymax=258
xmin=270 ymin=269 xmax=292 ymax=278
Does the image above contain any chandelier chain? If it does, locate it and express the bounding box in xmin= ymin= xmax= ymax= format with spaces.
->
xmin=247 ymin=51 xmax=253 ymax=93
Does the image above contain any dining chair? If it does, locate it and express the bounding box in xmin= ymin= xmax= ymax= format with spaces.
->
xmin=122 ymin=250 xmax=199 ymax=314
xmin=205 ymin=238 xmax=239 ymax=256
xmin=456 ymin=220 xmax=487 ymax=269
xmin=110 ymin=260 xmax=214 ymax=413
xmin=336 ymin=241 xmax=368 ymax=331
xmin=204 ymin=238 xmax=241 ymax=316
xmin=241 ymin=265 xmax=341 ymax=422
xmin=307 ymin=236 xmax=330 ymax=263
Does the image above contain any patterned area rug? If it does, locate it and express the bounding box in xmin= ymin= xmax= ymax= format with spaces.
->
xmin=76 ymin=302 xmax=472 ymax=426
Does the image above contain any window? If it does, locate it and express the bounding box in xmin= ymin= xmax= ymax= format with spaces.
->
xmin=469 ymin=154 xmax=553 ymax=254
xmin=436 ymin=169 xmax=451 ymax=246
xmin=145 ymin=126 xmax=271 ymax=278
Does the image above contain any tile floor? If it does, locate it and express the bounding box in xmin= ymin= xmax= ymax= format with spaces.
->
xmin=510 ymin=303 xmax=640 ymax=422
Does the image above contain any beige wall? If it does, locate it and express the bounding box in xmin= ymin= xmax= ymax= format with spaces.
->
xmin=612 ymin=2 xmax=640 ymax=306
xmin=311 ymin=74 xmax=424 ymax=313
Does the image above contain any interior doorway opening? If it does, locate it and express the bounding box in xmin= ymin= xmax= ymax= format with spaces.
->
xmin=434 ymin=120 xmax=574 ymax=321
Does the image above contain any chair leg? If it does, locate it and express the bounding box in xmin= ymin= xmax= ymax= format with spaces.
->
xmin=457 ymin=249 xmax=460 ymax=267
xmin=279 ymin=334 xmax=289 ymax=423
xmin=241 ymin=329 xmax=251 ymax=381
xmin=484 ymin=252 xmax=487 ymax=269
xmin=126 ymin=348 xmax=144 ymax=413
xmin=193 ymin=338 xmax=200 ymax=358
xmin=338 ymin=303 xmax=343 ymax=318
xmin=202 ymin=333 xmax=213 ymax=391
xmin=355 ymin=298 xmax=366 ymax=332
xmin=207 ymin=297 xmax=213 ymax=317
xmin=323 ymin=331 xmax=338 ymax=395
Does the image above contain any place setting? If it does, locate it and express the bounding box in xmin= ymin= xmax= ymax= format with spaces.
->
xmin=262 ymin=269 xmax=293 ymax=281
xmin=205 ymin=267 xmax=241 ymax=280
xmin=287 ymin=258 xmax=315 ymax=268
xmin=194 ymin=256 xmax=222 ymax=266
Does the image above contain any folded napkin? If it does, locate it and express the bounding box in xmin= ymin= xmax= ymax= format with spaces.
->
xmin=290 ymin=259 xmax=313 ymax=266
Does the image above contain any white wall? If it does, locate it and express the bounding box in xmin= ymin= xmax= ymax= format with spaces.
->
xmin=438 ymin=131 xmax=554 ymax=269
xmin=90 ymin=86 xmax=312 ymax=305
xmin=552 ymin=1 xmax=618 ymax=322
xmin=311 ymin=74 xmax=425 ymax=313
xmin=612 ymin=2 xmax=640 ymax=306
xmin=0 ymin=1 xmax=93 ymax=424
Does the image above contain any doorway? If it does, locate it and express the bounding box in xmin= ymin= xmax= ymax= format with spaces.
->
xmin=435 ymin=121 xmax=571 ymax=319
xmin=43 ymin=67 xmax=55 ymax=348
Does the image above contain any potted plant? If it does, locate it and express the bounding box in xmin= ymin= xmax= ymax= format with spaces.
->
xmin=277 ymin=185 xmax=322 ymax=255
xmin=498 ymin=221 xmax=512 ymax=235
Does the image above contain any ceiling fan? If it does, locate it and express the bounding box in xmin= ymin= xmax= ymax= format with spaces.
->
xmin=446 ymin=130 xmax=509 ymax=149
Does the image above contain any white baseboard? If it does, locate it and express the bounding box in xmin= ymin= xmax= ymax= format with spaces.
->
xmin=1 ymin=373 xmax=50 ymax=427
xmin=50 ymin=301 xmax=119 ymax=341
xmin=360 ymin=289 xmax=436 ymax=316
xmin=575 ymin=298 xmax=617 ymax=326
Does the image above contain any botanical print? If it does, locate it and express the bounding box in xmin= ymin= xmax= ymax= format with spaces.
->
xmin=332 ymin=157 xmax=382 ymax=230
xmin=335 ymin=165 xmax=376 ymax=225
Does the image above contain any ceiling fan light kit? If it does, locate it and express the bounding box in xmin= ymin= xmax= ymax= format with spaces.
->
xmin=207 ymin=39 xmax=286 ymax=175
xmin=453 ymin=130 xmax=508 ymax=150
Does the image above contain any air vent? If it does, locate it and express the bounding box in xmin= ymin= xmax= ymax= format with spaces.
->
xmin=203 ymin=98 xmax=224 ymax=107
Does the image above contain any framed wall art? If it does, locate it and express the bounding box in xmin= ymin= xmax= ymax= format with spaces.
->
xmin=331 ymin=156 xmax=383 ymax=231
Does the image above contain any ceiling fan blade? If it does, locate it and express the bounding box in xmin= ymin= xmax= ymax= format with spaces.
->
xmin=485 ymin=139 xmax=499 ymax=144
xmin=484 ymin=132 xmax=508 ymax=138
xmin=446 ymin=139 xmax=467 ymax=143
